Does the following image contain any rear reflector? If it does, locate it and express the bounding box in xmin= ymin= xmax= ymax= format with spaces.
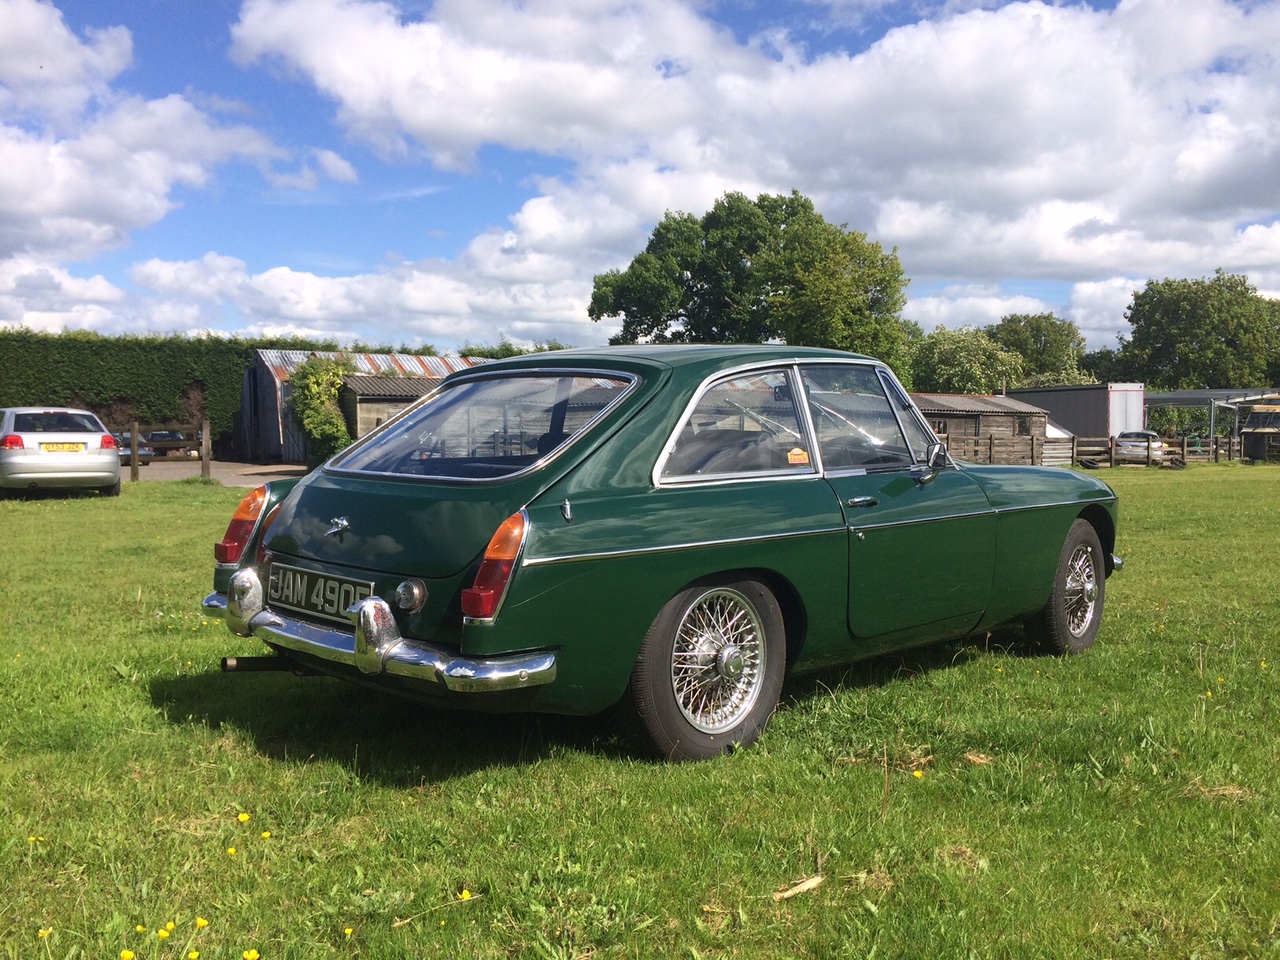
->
xmin=461 ymin=512 xmax=527 ymax=620
xmin=215 ymin=486 xmax=268 ymax=565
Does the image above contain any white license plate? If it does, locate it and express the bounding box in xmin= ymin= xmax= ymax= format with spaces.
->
xmin=268 ymin=563 xmax=374 ymax=624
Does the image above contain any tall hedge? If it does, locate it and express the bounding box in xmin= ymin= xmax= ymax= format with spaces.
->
xmin=0 ymin=329 xmax=336 ymax=440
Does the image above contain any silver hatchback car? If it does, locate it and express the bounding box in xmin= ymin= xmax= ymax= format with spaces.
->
xmin=0 ymin=407 xmax=121 ymax=497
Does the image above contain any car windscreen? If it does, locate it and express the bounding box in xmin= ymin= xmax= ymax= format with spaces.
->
xmin=14 ymin=412 xmax=103 ymax=433
xmin=331 ymin=372 xmax=636 ymax=480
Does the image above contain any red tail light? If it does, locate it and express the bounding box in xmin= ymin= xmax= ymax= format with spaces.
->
xmin=215 ymin=486 xmax=268 ymax=565
xmin=1 ymin=435 xmax=23 ymax=450
xmin=461 ymin=512 xmax=527 ymax=620
xmin=100 ymin=434 xmax=117 ymax=449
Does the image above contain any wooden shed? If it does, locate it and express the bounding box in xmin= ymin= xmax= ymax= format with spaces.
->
xmin=912 ymin=393 xmax=1048 ymax=440
xmin=238 ymin=350 xmax=487 ymax=463
xmin=339 ymin=375 xmax=438 ymax=439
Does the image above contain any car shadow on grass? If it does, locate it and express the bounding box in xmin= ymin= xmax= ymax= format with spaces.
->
xmin=150 ymin=628 xmax=1036 ymax=783
xmin=149 ymin=668 xmax=635 ymax=786
xmin=780 ymin=626 xmax=1034 ymax=707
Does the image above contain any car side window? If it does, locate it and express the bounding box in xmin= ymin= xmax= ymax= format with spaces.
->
xmin=661 ymin=369 xmax=814 ymax=480
xmin=800 ymin=365 xmax=915 ymax=470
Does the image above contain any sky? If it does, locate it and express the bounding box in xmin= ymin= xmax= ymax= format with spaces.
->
xmin=1 ymin=0 xmax=1278 ymax=355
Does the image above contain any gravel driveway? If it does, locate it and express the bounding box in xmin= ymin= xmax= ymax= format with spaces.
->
xmin=126 ymin=458 xmax=308 ymax=487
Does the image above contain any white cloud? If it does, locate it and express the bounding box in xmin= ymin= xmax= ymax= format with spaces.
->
xmin=220 ymin=0 xmax=1280 ymax=348
xmin=1066 ymin=277 xmax=1144 ymax=347
xmin=125 ymin=249 xmax=604 ymax=348
xmin=904 ymin=284 xmax=1053 ymax=333
xmin=5 ymin=0 xmax=1280 ymax=352
xmin=0 ymin=0 xmax=132 ymax=125
xmin=0 ymin=0 xmax=281 ymax=266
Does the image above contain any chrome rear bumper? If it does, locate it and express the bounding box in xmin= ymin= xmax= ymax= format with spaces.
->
xmin=202 ymin=568 xmax=556 ymax=693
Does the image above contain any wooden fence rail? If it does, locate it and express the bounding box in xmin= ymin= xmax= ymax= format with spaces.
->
xmin=938 ymin=434 xmax=1244 ymax=467
xmin=124 ymin=418 xmax=211 ymax=482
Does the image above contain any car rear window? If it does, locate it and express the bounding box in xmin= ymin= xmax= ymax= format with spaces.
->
xmin=331 ymin=372 xmax=636 ymax=480
xmin=14 ymin=412 xmax=103 ymax=433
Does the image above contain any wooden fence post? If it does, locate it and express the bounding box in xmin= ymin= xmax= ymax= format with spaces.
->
xmin=201 ymin=418 xmax=211 ymax=479
xmin=130 ymin=420 xmax=140 ymax=483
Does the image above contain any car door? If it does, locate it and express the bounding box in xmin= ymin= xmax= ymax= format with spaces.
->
xmin=800 ymin=364 xmax=997 ymax=647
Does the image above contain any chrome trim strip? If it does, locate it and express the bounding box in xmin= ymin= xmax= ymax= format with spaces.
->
xmin=653 ymin=359 xmax=864 ymax=488
xmin=205 ymin=571 xmax=556 ymax=693
xmin=849 ymin=508 xmax=998 ymax=532
xmin=990 ymin=496 xmax=1118 ymax=515
xmin=523 ymin=524 xmax=845 ymax=567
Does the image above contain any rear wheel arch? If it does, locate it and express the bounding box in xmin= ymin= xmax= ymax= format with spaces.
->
xmin=623 ymin=569 xmax=794 ymax=760
xmin=1077 ymin=504 xmax=1115 ymax=574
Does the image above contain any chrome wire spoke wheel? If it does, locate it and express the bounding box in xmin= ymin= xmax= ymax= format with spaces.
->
xmin=669 ymin=588 xmax=765 ymax=733
xmin=1063 ymin=543 xmax=1099 ymax=638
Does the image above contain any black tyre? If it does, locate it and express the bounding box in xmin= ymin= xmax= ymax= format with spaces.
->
xmin=625 ymin=579 xmax=786 ymax=761
xmin=101 ymin=480 xmax=121 ymax=497
xmin=1026 ymin=519 xmax=1105 ymax=655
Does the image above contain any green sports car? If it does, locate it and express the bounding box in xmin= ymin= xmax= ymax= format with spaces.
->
xmin=202 ymin=345 xmax=1120 ymax=761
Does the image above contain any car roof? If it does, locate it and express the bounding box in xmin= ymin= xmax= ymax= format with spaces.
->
xmin=3 ymin=406 xmax=99 ymax=416
xmin=452 ymin=344 xmax=879 ymax=381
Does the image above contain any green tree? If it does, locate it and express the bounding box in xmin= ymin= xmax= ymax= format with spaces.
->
xmin=986 ymin=312 xmax=1094 ymax=386
xmin=589 ymin=190 xmax=911 ymax=375
xmin=910 ymin=326 xmax=1023 ymax=395
xmin=1080 ymin=346 xmax=1128 ymax=384
xmin=287 ymin=356 xmax=354 ymax=465
xmin=1119 ymin=270 xmax=1280 ymax=389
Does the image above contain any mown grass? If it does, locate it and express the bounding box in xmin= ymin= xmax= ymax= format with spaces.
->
xmin=3 ymin=467 xmax=1279 ymax=959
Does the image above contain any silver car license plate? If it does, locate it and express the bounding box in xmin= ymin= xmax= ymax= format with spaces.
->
xmin=268 ymin=563 xmax=374 ymax=625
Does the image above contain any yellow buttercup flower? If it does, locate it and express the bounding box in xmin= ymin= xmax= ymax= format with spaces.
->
xmin=166 ymin=921 xmax=176 ymax=931
xmin=195 ymin=917 xmax=209 ymax=929
xmin=243 ymin=950 xmax=261 ymax=960
xmin=344 ymin=927 xmax=354 ymax=937
xmin=227 ymin=847 xmax=237 ymax=856
xmin=261 ymin=831 xmax=272 ymax=839
xmin=189 ymin=952 xmax=200 ymax=959
xmin=913 ymin=770 xmax=924 ymax=779
xmin=121 ymin=951 xmax=135 ymax=960
xmin=135 ymin=925 xmax=146 ymax=933
xmin=158 ymin=929 xmax=170 ymax=940
xmin=38 ymin=927 xmax=52 ymax=938
xmin=459 ymin=888 xmax=472 ymax=900
xmin=237 ymin=812 xmax=251 ymax=823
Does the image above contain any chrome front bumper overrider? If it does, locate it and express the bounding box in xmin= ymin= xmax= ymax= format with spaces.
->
xmin=202 ymin=568 xmax=556 ymax=693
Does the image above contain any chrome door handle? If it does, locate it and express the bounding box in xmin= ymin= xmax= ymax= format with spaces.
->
xmin=845 ymin=496 xmax=878 ymax=509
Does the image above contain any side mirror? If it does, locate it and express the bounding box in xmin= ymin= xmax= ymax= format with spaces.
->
xmin=914 ymin=441 xmax=948 ymax=485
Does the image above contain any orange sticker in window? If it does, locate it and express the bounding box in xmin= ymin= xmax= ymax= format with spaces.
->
xmin=787 ymin=447 xmax=810 ymax=465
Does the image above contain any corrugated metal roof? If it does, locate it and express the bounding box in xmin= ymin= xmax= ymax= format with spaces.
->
xmin=911 ymin=393 xmax=1047 ymax=416
xmin=253 ymin=350 xmax=489 ymax=382
xmin=342 ymin=375 xmax=440 ymax=399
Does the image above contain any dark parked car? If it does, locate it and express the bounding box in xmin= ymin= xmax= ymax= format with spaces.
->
xmin=115 ymin=433 xmax=154 ymax=465
xmin=203 ymin=345 xmax=1121 ymax=760
xmin=148 ymin=430 xmax=197 ymax=458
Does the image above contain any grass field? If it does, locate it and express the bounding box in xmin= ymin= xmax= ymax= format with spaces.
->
xmin=3 ymin=466 xmax=1279 ymax=959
